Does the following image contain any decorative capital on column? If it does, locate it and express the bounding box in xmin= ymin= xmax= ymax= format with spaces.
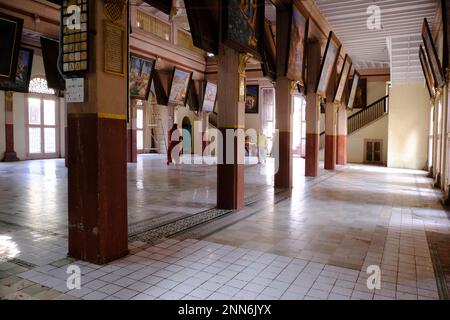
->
xmin=238 ymin=54 xmax=250 ymax=78
xmin=238 ymin=54 xmax=250 ymax=103
xmin=290 ymin=81 xmax=299 ymax=95
xmin=5 ymin=91 xmax=13 ymax=101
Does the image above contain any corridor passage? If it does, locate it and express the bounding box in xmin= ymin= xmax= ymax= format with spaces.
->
xmin=1 ymin=161 xmax=449 ymax=300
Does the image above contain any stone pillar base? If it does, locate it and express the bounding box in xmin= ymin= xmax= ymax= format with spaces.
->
xmin=2 ymin=152 xmax=19 ymax=162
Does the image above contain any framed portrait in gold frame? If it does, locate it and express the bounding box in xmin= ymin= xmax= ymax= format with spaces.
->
xmin=419 ymin=45 xmax=436 ymax=99
xmin=315 ymin=31 xmax=342 ymax=97
xmin=334 ymin=54 xmax=352 ymax=103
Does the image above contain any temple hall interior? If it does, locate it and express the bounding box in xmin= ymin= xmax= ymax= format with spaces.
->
xmin=0 ymin=0 xmax=450 ymax=302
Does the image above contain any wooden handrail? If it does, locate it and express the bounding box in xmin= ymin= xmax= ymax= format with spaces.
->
xmin=348 ymin=95 xmax=389 ymax=121
xmin=320 ymin=95 xmax=389 ymax=136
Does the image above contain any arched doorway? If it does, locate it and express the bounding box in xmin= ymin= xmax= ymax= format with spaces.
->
xmin=182 ymin=116 xmax=192 ymax=154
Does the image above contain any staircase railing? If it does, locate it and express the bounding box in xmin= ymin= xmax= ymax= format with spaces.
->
xmin=319 ymin=95 xmax=389 ymax=147
xmin=348 ymin=95 xmax=389 ymax=134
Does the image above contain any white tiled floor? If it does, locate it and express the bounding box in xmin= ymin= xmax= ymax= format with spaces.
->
xmin=13 ymin=238 xmax=439 ymax=300
xmin=1 ymin=159 xmax=449 ymax=300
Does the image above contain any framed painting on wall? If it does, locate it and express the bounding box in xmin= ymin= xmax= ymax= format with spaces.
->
xmin=347 ymin=77 xmax=366 ymax=109
xmin=187 ymin=79 xmax=200 ymax=112
xmin=285 ymin=3 xmax=309 ymax=86
xmin=0 ymin=13 xmax=24 ymax=81
xmin=261 ymin=19 xmax=276 ymax=81
xmin=40 ymin=37 xmax=65 ymax=91
xmin=202 ymin=81 xmax=218 ymax=113
xmin=422 ymin=18 xmax=445 ymax=88
xmin=334 ymin=54 xmax=352 ymax=103
xmin=315 ymin=31 xmax=342 ymax=97
xmin=150 ymin=70 xmax=169 ymax=105
xmin=0 ymin=48 xmax=34 ymax=93
xmin=129 ymin=54 xmax=155 ymax=100
xmin=168 ymin=67 xmax=193 ymax=106
xmin=419 ymin=45 xmax=436 ymax=99
xmin=245 ymin=85 xmax=259 ymax=114
xmin=221 ymin=0 xmax=265 ymax=59
xmin=185 ymin=0 xmax=220 ymax=54
xmin=347 ymin=71 xmax=360 ymax=110
xmin=441 ymin=0 xmax=450 ymax=75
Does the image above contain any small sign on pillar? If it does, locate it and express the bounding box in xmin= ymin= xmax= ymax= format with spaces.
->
xmin=65 ymin=78 xmax=85 ymax=103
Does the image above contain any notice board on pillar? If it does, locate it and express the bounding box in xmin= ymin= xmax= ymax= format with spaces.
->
xmin=103 ymin=20 xmax=126 ymax=76
xmin=61 ymin=0 xmax=90 ymax=76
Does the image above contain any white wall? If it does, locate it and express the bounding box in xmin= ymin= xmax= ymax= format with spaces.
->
xmin=13 ymin=93 xmax=26 ymax=160
xmin=388 ymin=83 xmax=430 ymax=170
xmin=0 ymin=91 xmax=5 ymax=157
xmin=348 ymin=115 xmax=389 ymax=164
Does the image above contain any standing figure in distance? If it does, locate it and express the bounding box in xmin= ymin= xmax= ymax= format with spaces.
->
xmin=167 ymin=123 xmax=181 ymax=165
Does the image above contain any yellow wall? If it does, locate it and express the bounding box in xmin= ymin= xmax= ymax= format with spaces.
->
xmin=388 ymin=83 xmax=430 ymax=170
xmin=245 ymin=114 xmax=260 ymax=132
xmin=367 ymin=81 xmax=387 ymax=105
xmin=347 ymin=115 xmax=389 ymax=164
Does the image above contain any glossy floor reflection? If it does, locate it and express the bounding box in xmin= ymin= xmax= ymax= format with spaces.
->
xmin=0 ymin=154 xmax=274 ymax=235
xmin=1 ymin=159 xmax=449 ymax=300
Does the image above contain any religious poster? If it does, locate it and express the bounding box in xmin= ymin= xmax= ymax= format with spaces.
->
xmin=347 ymin=77 xmax=367 ymax=109
xmin=422 ymin=18 xmax=445 ymax=87
xmin=245 ymin=85 xmax=259 ymax=114
xmin=168 ymin=67 xmax=193 ymax=106
xmin=334 ymin=54 xmax=352 ymax=104
xmin=202 ymin=81 xmax=218 ymax=113
xmin=222 ymin=0 xmax=264 ymax=59
xmin=316 ymin=31 xmax=341 ymax=97
xmin=347 ymin=71 xmax=360 ymax=110
xmin=419 ymin=45 xmax=436 ymax=99
xmin=129 ymin=54 xmax=155 ymax=100
xmin=0 ymin=48 xmax=33 ymax=93
xmin=0 ymin=13 xmax=23 ymax=81
xmin=286 ymin=4 xmax=309 ymax=85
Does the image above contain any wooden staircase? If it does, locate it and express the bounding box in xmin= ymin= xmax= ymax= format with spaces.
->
xmin=320 ymin=95 xmax=389 ymax=149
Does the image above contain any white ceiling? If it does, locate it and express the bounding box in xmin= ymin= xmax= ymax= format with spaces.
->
xmin=315 ymin=0 xmax=438 ymax=83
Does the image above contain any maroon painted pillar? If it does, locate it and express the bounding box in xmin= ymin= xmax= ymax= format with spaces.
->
xmin=274 ymin=77 xmax=293 ymax=188
xmin=324 ymin=64 xmax=338 ymax=171
xmin=67 ymin=1 xmax=128 ymax=265
xmin=217 ymin=45 xmax=245 ymax=210
xmin=2 ymin=92 xmax=19 ymax=162
xmin=305 ymin=39 xmax=321 ymax=177
xmin=127 ymin=100 xmax=137 ymax=163
xmin=274 ymin=5 xmax=293 ymax=188
xmin=336 ymin=104 xmax=348 ymax=165
xmin=324 ymin=103 xmax=337 ymax=170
